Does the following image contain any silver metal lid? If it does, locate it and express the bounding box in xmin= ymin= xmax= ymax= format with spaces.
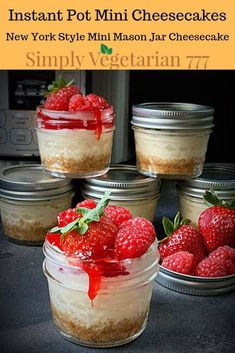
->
xmin=177 ymin=163 xmax=235 ymax=199
xmin=0 ymin=164 xmax=74 ymax=201
xmin=81 ymin=164 xmax=161 ymax=201
xmin=156 ymin=265 xmax=235 ymax=296
xmin=132 ymin=102 xmax=214 ymax=130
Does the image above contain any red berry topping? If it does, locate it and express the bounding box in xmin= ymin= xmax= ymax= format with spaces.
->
xmin=44 ymin=93 xmax=69 ymax=111
xmin=195 ymin=257 xmax=227 ymax=277
xmin=115 ymin=225 xmax=154 ymax=259
xmin=119 ymin=217 xmax=156 ymax=240
xmin=76 ymin=199 xmax=97 ymax=209
xmin=104 ymin=205 xmax=133 ymax=228
xmin=162 ymin=251 xmax=195 ymax=275
xmin=159 ymin=213 xmax=206 ymax=265
xmin=208 ymin=246 xmax=235 ymax=275
xmin=57 ymin=208 xmax=80 ymax=227
xmin=61 ymin=216 xmax=117 ymax=259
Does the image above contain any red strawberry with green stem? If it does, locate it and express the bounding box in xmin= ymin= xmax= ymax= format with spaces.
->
xmin=159 ymin=212 xmax=206 ymax=265
xmin=198 ymin=191 xmax=235 ymax=253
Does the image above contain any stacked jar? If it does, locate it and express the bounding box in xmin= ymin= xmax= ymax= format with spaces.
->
xmin=81 ymin=164 xmax=161 ymax=222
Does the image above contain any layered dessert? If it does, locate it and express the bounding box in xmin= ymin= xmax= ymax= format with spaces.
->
xmin=36 ymin=78 xmax=115 ymax=178
xmin=1 ymin=196 xmax=73 ymax=244
xmin=43 ymin=195 xmax=159 ymax=347
xmin=133 ymin=128 xmax=210 ymax=178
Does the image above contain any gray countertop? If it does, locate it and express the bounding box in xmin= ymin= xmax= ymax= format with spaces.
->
xmin=0 ymin=180 xmax=235 ymax=353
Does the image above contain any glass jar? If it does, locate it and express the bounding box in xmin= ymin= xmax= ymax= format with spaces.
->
xmin=81 ymin=164 xmax=161 ymax=222
xmin=36 ymin=106 xmax=115 ymax=178
xmin=177 ymin=163 xmax=235 ymax=226
xmin=43 ymin=239 xmax=159 ymax=347
xmin=0 ymin=164 xmax=74 ymax=245
xmin=131 ymin=103 xmax=214 ymax=179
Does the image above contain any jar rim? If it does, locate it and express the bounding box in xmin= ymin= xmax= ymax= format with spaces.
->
xmin=37 ymin=105 xmax=114 ymax=119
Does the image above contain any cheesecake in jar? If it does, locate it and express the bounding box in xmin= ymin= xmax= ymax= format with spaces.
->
xmin=0 ymin=164 xmax=74 ymax=245
xmin=43 ymin=194 xmax=159 ymax=347
xmin=36 ymin=80 xmax=115 ymax=179
xmin=132 ymin=103 xmax=214 ymax=179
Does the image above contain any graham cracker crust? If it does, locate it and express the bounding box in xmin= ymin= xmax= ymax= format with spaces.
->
xmin=51 ymin=304 xmax=148 ymax=343
xmin=136 ymin=154 xmax=203 ymax=175
xmin=41 ymin=154 xmax=110 ymax=174
xmin=2 ymin=219 xmax=55 ymax=243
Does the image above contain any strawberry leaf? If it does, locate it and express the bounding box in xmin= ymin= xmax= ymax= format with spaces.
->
xmin=180 ymin=219 xmax=191 ymax=225
xmin=162 ymin=216 xmax=174 ymax=236
xmin=173 ymin=212 xmax=181 ymax=230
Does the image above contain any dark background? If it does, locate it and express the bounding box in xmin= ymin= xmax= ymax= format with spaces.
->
xmin=128 ymin=70 xmax=235 ymax=164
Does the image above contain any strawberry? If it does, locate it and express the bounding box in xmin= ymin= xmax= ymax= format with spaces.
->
xmin=104 ymin=205 xmax=133 ymax=228
xmin=159 ymin=212 xmax=206 ymax=265
xmin=60 ymin=216 xmax=117 ymax=259
xmin=57 ymin=208 xmax=80 ymax=227
xmin=46 ymin=232 xmax=62 ymax=249
xmin=44 ymin=77 xmax=81 ymax=111
xmin=119 ymin=216 xmax=156 ymax=240
xmin=198 ymin=191 xmax=235 ymax=253
xmin=162 ymin=251 xmax=195 ymax=275
xmin=76 ymin=199 xmax=97 ymax=209
xmin=115 ymin=225 xmax=154 ymax=259
xmin=44 ymin=93 xmax=69 ymax=111
xmin=208 ymin=246 xmax=235 ymax=275
xmin=49 ymin=192 xmax=117 ymax=260
xmin=195 ymin=257 xmax=227 ymax=277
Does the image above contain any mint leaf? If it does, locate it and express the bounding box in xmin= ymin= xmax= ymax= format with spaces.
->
xmin=101 ymin=44 xmax=108 ymax=54
xmin=203 ymin=190 xmax=221 ymax=206
xmin=107 ymin=48 xmax=112 ymax=55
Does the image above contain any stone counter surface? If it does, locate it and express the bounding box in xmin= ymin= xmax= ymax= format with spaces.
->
xmin=0 ymin=180 xmax=234 ymax=353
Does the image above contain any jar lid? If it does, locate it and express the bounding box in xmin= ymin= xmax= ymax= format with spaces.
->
xmin=81 ymin=164 xmax=161 ymax=200
xmin=177 ymin=163 xmax=235 ymax=199
xmin=132 ymin=102 xmax=214 ymax=130
xmin=0 ymin=164 xmax=74 ymax=201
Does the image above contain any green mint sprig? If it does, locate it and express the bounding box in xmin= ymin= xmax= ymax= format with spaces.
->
xmin=50 ymin=191 xmax=111 ymax=236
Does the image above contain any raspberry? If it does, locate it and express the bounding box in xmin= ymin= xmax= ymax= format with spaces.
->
xmin=69 ymin=94 xmax=93 ymax=111
xmin=57 ymin=208 xmax=80 ymax=227
xmin=115 ymin=225 xmax=154 ymax=259
xmin=86 ymin=93 xmax=110 ymax=110
xmin=57 ymin=85 xmax=81 ymax=101
xmin=119 ymin=217 xmax=156 ymax=241
xmin=104 ymin=205 xmax=132 ymax=228
xmin=162 ymin=251 xmax=195 ymax=275
xmin=76 ymin=199 xmax=97 ymax=209
xmin=208 ymin=246 xmax=235 ymax=275
xmin=44 ymin=93 xmax=69 ymax=111
xmin=195 ymin=257 xmax=227 ymax=277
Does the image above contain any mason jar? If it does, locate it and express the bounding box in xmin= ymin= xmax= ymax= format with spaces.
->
xmin=177 ymin=163 xmax=235 ymax=226
xmin=43 ymin=238 xmax=159 ymax=347
xmin=131 ymin=103 xmax=214 ymax=179
xmin=81 ymin=164 xmax=161 ymax=222
xmin=36 ymin=106 xmax=115 ymax=178
xmin=0 ymin=164 xmax=74 ymax=245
